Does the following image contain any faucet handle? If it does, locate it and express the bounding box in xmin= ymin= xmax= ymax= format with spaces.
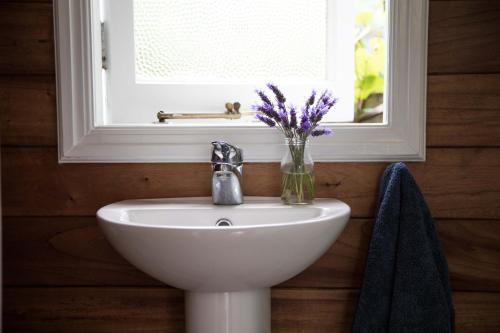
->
xmin=211 ymin=141 xmax=243 ymax=164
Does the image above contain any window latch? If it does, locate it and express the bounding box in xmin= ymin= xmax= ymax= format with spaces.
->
xmin=157 ymin=102 xmax=249 ymax=122
xmin=157 ymin=111 xmax=242 ymax=122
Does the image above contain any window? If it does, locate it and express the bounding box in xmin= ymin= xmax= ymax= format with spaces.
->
xmin=54 ymin=0 xmax=428 ymax=162
xmin=104 ymin=0 xmax=355 ymax=124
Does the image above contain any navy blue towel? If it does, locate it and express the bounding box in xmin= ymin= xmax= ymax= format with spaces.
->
xmin=353 ymin=162 xmax=454 ymax=332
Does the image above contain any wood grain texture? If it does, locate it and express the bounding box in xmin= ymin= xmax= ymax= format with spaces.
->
xmin=2 ymin=74 xmax=500 ymax=148
xmin=0 ymin=76 xmax=57 ymax=146
xmin=2 ymin=147 xmax=500 ymax=219
xmin=4 ymin=287 xmax=500 ymax=333
xmin=2 ymin=2 xmax=500 ymax=76
xmin=0 ymin=2 xmax=54 ymax=75
xmin=0 ymin=0 xmax=51 ymax=2
xmin=3 ymin=287 xmax=185 ymax=333
xmin=453 ymin=291 xmax=500 ymax=333
xmin=438 ymin=219 xmax=500 ymax=292
xmin=428 ymin=1 xmax=500 ymax=74
xmin=4 ymin=217 xmax=500 ymax=292
xmin=427 ymin=74 xmax=500 ymax=147
xmin=2 ymin=216 xmax=159 ymax=286
xmin=2 ymin=1 xmax=500 ymax=332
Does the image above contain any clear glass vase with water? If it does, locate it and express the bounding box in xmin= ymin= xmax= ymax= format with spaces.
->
xmin=281 ymin=139 xmax=315 ymax=205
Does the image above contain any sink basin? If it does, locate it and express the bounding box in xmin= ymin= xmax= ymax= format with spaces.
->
xmin=98 ymin=197 xmax=350 ymax=333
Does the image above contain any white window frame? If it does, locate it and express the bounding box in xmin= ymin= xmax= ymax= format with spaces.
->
xmin=54 ymin=0 xmax=428 ymax=163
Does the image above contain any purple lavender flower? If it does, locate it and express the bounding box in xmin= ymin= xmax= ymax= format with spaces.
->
xmin=253 ymin=83 xmax=336 ymax=140
xmin=266 ymin=83 xmax=286 ymax=104
xmin=304 ymin=90 xmax=316 ymax=117
xmin=279 ymin=110 xmax=290 ymax=129
xmin=310 ymin=91 xmax=337 ymax=123
xmin=255 ymin=114 xmax=276 ymax=127
xmin=267 ymin=83 xmax=289 ymax=127
xmin=298 ymin=114 xmax=311 ymax=135
xmin=316 ymin=90 xmax=329 ymax=106
xmin=308 ymin=90 xmax=316 ymax=106
xmin=308 ymin=94 xmax=323 ymax=122
xmin=289 ymin=105 xmax=297 ymax=129
xmin=255 ymin=90 xmax=273 ymax=106
xmin=311 ymin=127 xmax=333 ymax=137
xmin=313 ymin=106 xmax=328 ymax=123
xmin=253 ymin=104 xmax=281 ymax=123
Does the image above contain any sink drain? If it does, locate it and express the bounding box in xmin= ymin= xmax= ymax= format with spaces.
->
xmin=215 ymin=218 xmax=233 ymax=227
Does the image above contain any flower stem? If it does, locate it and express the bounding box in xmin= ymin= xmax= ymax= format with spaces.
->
xmin=281 ymin=140 xmax=314 ymax=204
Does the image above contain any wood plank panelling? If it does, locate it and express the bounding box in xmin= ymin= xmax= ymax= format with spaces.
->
xmin=2 ymin=147 xmax=500 ymax=219
xmin=438 ymin=219 xmax=500 ymax=292
xmin=2 ymin=2 xmax=500 ymax=76
xmin=2 ymin=0 xmax=51 ymax=2
xmin=2 ymin=74 xmax=500 ymax=148
xmin=4 ymin=287 xmax=500 ymax=333
xmin=4 ymin=217 xmax=500 ymax=291
xmin=3 ymin=287 xmax=185 ymax=333
xmin=2 ymin=216 xmax=160 ymax=286
xmin=0 ymin=3 xmax=53 ymax=75
xmin=428 ymin=1 xmax=500 ymax=74
xmin=427 ymin=74 xmax=500 ymax=147
xmin=2 ymin=0 xmax=500 ymax=331
xmin=1 ymin=148 xmax=213 ymax=216
xmin=453 ymin=292 xmax=500 ymax=333
xmin=0 ymin=76 xmax=56 ymax=146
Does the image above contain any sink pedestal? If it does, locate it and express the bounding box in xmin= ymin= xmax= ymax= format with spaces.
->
xmin=185 ymin=288 xmax=270 ymax=333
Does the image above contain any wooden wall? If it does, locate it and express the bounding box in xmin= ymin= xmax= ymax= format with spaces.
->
xmin=1 ymin=0 xmax=500 ymax=332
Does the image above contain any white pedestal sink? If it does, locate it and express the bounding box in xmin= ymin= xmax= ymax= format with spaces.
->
xmin=97 ymin=197 xmax=350 ymax=333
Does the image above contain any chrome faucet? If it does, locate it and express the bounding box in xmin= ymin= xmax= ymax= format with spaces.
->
xmin=211 ymin=141 xmax=243 ymax=205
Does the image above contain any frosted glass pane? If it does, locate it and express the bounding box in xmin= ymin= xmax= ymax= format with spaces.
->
xmin=133 ymin=0 xmax=327 ymax=82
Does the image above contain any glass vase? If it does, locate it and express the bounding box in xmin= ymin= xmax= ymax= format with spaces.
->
xmin=281 ymin=138 xmax=315 ymax=205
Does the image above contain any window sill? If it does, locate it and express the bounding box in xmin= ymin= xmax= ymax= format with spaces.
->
xmin=59 ymin=122 xmax=425 ymax=163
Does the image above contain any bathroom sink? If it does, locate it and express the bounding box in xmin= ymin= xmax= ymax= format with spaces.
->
xmin=97 ymin=197 xmax=350 ymax=333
